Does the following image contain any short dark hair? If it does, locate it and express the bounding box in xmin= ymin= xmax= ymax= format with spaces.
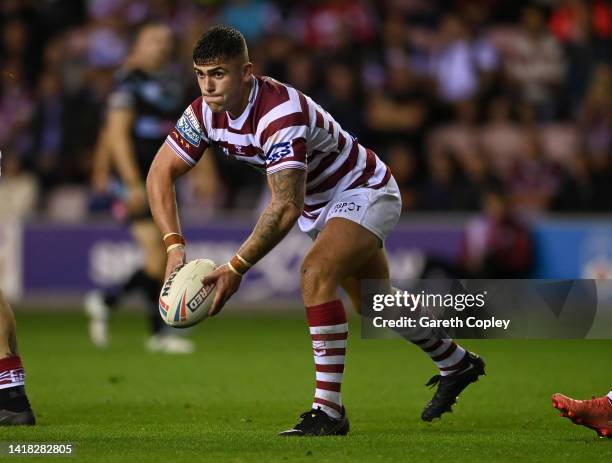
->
xmin=192 ymin=25 xmax=248 ymax=65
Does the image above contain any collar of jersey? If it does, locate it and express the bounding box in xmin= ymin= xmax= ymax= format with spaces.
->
xmin=227 ymin=76 xmax=259 ymax=130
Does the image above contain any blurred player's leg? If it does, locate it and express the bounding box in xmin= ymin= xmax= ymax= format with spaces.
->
xmin=132 ymin=221 xmax=194 ymax=354
xmin=552 ymin=391 xmax=612 ymax=437
xmin=85 ymin=268 xmax=157 ymax=347
xmin=340 ymin=247 xmax=485 ymax=422
xmin=85 ymin=220 xmax=193 ymax=353
xmin=130 ymin=219 xmax=166 ymax=335
xmin=0 ymin=291 xmax=35 ymax=425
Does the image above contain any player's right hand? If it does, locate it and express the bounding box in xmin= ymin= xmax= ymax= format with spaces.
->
xmin=165 ymin=247 xmax=186 ymax=281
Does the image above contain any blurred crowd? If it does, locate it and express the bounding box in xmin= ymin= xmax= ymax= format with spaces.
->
xmin=1 ymin=0 xmax=611 ymax=222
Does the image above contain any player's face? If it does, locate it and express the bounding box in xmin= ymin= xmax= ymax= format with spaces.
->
xmin=193 ymin=57 xmax=251 ymax=113
xmin=135 ymin=25 xmax=173 ymax=69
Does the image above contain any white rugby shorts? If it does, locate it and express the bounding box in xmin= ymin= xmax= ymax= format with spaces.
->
xmin=299 ymin=176 xmax=402 ymax=243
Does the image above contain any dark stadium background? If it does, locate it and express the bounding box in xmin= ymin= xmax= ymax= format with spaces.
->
xmin=0 ymin=1 xmax=611 ymax=461
xmin=2 ymin=0 xmax=612 ymax=303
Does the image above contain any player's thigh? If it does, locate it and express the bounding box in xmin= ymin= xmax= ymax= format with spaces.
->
xmin=341 ymin=247 xmax=392 ymax=314
xmin=302 ymin=217 xmax=380 ymax=287
xmin=130 ymin=220 xmax=165 ymax=278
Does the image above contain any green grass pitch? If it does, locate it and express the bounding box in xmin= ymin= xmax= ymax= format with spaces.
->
xmin=2 ymin=308 xmax=612 ymax=462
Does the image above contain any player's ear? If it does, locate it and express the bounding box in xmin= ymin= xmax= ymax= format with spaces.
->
xmin=242 ymin=62 xmax=253 ymax=82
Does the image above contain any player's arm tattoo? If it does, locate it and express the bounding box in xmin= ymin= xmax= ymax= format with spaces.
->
xmin=237 ymin=168 xmax=306 ymax=265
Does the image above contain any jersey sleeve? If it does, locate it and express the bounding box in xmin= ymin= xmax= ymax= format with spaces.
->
xmin=164 ymin=97 xmax=209 ymax=166
xmin=260 ymin=115 xmax=309 ymax=175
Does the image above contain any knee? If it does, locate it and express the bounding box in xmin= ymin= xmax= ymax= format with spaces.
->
xmin=300 ymin=257 xmax=340 ymax=298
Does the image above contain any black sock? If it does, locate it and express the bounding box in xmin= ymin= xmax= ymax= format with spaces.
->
xmin=103 ymin=269 xmax=150 ymax=308
xmin=141 ymin=273 xmax=164 ymax=335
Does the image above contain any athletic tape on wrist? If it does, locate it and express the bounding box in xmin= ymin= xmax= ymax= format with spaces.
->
xmin=163 ymin=233 xmax=186 ymax=248
xmin=227 ymin=261 xmax=243 ymax=277
xmin=235 ymin=254 xmax=253 ymax=268
xmin=166 ymin=243 xmax=184 ymax=254
xmin=230 ymin=255 xmax=251 ymax=275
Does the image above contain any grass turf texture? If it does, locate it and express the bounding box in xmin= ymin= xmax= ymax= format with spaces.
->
xmin=2 ymin=309 xmax=612 ymax=462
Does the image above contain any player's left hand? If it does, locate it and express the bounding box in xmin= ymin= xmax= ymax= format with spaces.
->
xmin=201 ymin=264 xmax=242 ymax=316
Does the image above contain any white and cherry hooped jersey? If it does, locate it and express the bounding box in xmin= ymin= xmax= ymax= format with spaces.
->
xmin=165 ymin=75 xmax=391 ymax=231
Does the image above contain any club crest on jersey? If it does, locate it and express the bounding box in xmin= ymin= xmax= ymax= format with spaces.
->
xmin=176 ymin=107 xmax=202 ymax=147
xmin=266 ymin=142 xmax=292 ymax=163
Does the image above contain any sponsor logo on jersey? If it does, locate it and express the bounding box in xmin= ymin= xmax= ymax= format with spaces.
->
xmin=220 ymin=143 xmax=247 ymax=156
xmin=184 ymin=106 xmax=203 ymax=132
xmin=330 ymin=201 xmax=363 ymax=214
xmin=176 ymin=107 xmax=202 ymax=147
xmin=266 ymin=142 xmax=292 ymax=163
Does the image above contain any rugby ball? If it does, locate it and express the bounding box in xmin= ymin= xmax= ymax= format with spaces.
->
xmin=159 ymin=259 xmax=217 ymax=328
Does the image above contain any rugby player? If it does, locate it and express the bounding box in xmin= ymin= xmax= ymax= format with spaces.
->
xmin=147 ymin=26 xmax=485 ymax=435
xmin=85 ymin=24 xmax=194 ymax=354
